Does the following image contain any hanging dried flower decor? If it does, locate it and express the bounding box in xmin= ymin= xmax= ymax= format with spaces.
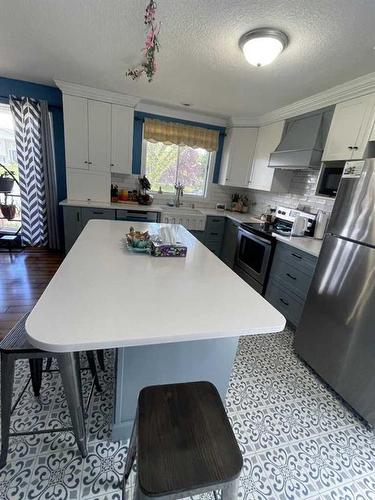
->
xmin=126 ymin=0 xmax=160 ymax=82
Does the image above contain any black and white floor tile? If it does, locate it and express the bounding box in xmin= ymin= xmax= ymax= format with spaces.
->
xmin=1 ymin=327 xmax=375 ymax=499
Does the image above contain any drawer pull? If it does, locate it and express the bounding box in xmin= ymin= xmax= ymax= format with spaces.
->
xmin=93 ymin=211 xmax=104 ymax=215
xmin=211 ymin=232 xmax=219 ymax=236
xmin=286 ymin=272 xmax=296 ymax=280
xmin=279 ymin=298 xmax=289 ymax=306
xmin=291 ymin=252 xmax=302 ymax=260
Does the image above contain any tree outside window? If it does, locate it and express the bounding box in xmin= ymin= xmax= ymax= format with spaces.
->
xmin=144 ymin=141 xmax=210 ymax=196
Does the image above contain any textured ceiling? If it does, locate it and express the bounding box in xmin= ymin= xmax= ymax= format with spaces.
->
xmin=1 ymin=0 xmax=375 ymax=118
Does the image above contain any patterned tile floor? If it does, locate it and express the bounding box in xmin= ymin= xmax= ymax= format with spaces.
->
xmin=1 ymin=328 xmax=375 ymax=499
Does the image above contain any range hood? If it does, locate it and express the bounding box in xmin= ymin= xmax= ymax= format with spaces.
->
xmin=268 ymin=107 xmax=334 ymax=169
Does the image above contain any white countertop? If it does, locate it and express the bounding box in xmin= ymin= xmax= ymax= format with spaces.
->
xmin=60 ymin=199 xmax=321 ymax=255
xmin=59 ymin=199 xmax=164 ymax=213
xmin=26 ymin=221 xmax=285 ymax=352
xmin=59 ymin=199 xmax=261 ymax=223
xmin=272 ymin=233 xmax=323 ymax=257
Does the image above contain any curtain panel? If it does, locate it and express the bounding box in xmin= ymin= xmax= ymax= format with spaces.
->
xmin=9 ymin=96 xmax=48 ymax=247
xmin=40 ymin=101 xmax=61 ymax=250
xmin=144 ymin=118 xmax=219 ymax=152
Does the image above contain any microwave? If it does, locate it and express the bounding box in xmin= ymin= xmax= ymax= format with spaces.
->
xmin=316 ymin=162 xmax=345 ymax=198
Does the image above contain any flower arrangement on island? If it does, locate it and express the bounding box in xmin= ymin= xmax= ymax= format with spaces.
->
xmin=126 ymin=0 xmax=160 ymax=82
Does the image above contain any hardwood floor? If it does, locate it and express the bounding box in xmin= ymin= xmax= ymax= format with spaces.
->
xmin=0 ymin=248 xmax=64 ymax=340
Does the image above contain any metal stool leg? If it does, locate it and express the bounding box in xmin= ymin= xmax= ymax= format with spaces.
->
xmin=123 ymin=415 xmax=138 ymax=500
xmin=86 ymin=351 xmax=102 ymax=392
xmin=45 ymin=358 xmax=53 ymax=371
xmin=97 ymin=349 xmax=105 ymax=371
xmin=0 ymin=353 xmax=15 ymax=468
xmin=57 ymin=352 xmax=87 ymax=457
xmin=222 ymin=478 xmax=240 ymax=499
xmin=29 ymin=358 xmax=43 ymax=397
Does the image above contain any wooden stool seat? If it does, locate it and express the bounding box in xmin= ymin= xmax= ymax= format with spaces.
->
xmin=123 ymin=381 xmax=243 ymax=499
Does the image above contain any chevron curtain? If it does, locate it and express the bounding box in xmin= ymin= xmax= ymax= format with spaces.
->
xmin=9 ymin=96 xmax=48 ymax=246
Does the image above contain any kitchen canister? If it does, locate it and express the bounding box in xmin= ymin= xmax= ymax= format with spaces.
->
xmin=314 ymin=210 xmax=330 ymax=239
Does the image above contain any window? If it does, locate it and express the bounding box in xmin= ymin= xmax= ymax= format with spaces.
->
xmin=0 ymin=104 xmax=21 ymax=234
xmin=144 ymin=141 xmax=211 ymax=196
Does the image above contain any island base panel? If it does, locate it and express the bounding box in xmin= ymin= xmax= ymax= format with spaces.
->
xmin=112 ymin=336 xmax=239 ymax=441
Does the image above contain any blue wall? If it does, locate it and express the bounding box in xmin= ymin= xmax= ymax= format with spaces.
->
xmin=0 ymin=76 xmax=66 ymax=243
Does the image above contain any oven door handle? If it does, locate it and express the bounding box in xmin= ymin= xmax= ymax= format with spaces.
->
xmin=238 ymin=228 xmax=272 ymax=246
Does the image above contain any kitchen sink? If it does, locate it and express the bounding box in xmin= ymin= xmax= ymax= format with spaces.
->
xmin=160 ymin=206 xmax=206 ymax=231
xmin=161 ymin=206 xmax=203 ymax=216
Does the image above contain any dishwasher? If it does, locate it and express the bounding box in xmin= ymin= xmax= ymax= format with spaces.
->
xmin=116 ymin=209 xmax=159 ymax=223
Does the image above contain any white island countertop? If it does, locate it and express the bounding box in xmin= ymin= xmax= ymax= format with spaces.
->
xmin=26 ymin=220 xmax=285 ymax=352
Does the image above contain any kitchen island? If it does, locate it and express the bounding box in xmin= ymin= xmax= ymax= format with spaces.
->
xmin=26 ymin=220 xmax=285 ymax=445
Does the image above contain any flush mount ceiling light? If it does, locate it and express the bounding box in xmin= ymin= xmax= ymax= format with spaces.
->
xmin=239 ymin=28 xmax=288 ymax=67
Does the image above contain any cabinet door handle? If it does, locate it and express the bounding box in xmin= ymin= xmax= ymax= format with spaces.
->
xmin=279 ymin=298 xmax=289 ymax=306
xmin=76 ymin=212 xmax=80 ymax=222
xmin=348 ymin=146 xmax=353 ymax=150
xmin=353 ymin=146 xmax=358 ymax=150
xmin=88 ymin=161 xmax=92 ymax=165
xmin=84 ymin=161 xmax=88 ymax=164
xmin=286 ymin=272 xmax=296 ymax=280
xmin=291 ymin=252 xmax=302 ymax=260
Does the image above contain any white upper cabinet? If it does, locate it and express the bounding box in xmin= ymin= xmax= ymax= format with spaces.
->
xmin=63 ymin=95 xmax=89 ymax=170
xmin=249 ymin=120 xmax=292 ymax=193
xmin=62 ymin=95 xmax=135 ymax=174
xmin=322 ymin=94 xmax=375 ymax=161
xmin=219 ymin=127 xmax=258 ymax=188
xmin=88 ymin=100 xmax=111 ymax=172
xmin=111 ymin=105 xmax=134 ymax=174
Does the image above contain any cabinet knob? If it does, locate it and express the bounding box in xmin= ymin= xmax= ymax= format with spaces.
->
xmin=110 ymin=163 xmax=114 ymax=167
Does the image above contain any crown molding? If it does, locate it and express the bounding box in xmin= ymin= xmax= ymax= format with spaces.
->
xmin=229 ymin=71 xmax=375 ymax=128
xmin=55 ymin=80 xmax=141 ymax=107
xmin=136 ymin=101 xmax=228 ymax=127
xmin=258 ymin=71 xmax=375 ymax=125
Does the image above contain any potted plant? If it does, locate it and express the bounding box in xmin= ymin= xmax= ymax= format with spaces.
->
xmin=0 ymin=172 xmax=15 ymax=193
xmin=0 ymin=198 xmax=17 ymax=220
xmin=138 ymin=175 xmax=153 ymax=205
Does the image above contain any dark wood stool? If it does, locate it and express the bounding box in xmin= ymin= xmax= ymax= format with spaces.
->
xmin=0 ymin=312 xmax=102 ymax=468
xmin=122 ymin=381 xmax=243 ymax=499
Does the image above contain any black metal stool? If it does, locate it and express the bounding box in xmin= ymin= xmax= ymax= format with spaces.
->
xmin=0 ymin=313 xmax=102 ymax=468
xmin=122 ymin=381 xmax=243 ymax=499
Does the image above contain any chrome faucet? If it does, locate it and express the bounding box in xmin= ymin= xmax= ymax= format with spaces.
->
xmin=174 ymin=182 xmax=184 ymax=207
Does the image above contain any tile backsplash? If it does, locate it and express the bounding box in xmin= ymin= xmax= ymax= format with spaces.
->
xmin=112 ymin=169 xmax=335 ymax=216
xmin=246 ymin=169 xmax=335 ymax=217
xmin=111 ymin=173 xmax=248 ymax=209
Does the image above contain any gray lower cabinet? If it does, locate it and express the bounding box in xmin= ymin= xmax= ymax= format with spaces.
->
xmin=189 ymin=230 xmax=205 ymax=243
xmin=204 ymin=216 xmax=225 ymax=255
xmin=63 ymin=206 xmax=116 ymax=253
xmin=63 ymin=206 xmax=83 ymax=253
xmin=81 ymin=208 xmax=116 ymax=227
xmin=220 ymin=219 xmax=239 ymax=268
xmin=265 ymin=242 xmax=317 ymax=327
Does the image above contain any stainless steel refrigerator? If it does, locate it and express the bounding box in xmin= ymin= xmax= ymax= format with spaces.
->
xmin=295 ymin=157 xmax=375 ymax=426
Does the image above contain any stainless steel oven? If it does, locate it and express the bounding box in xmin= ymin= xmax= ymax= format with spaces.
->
xmin=233 ymin=226 xmax=274 ymax=295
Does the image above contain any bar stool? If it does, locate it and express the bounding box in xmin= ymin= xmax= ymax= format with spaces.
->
xmin=122 ymin=381 xmax=243 ymax=500
xmin=0 ymin=312 xmax=102 ymax=468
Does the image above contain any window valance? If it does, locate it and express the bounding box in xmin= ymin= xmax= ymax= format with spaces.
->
xmin=143 ymin=118 xmax=220 ymax=152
